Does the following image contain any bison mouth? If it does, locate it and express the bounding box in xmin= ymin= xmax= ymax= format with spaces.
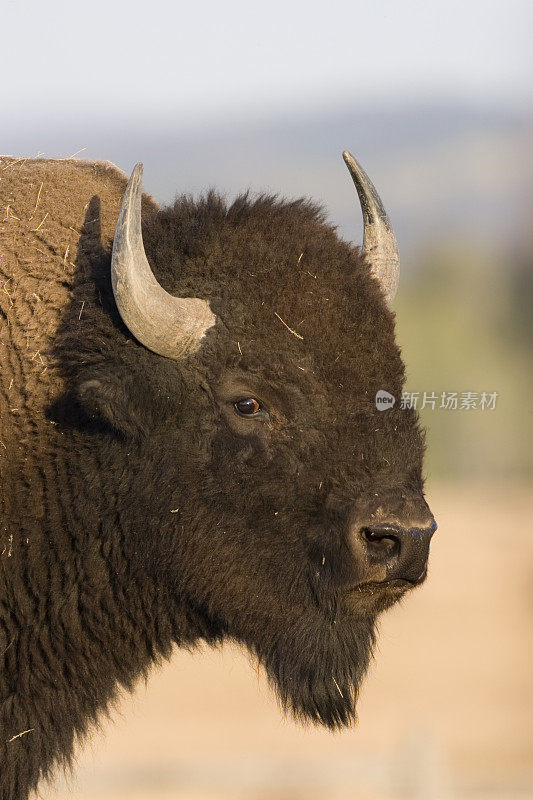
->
xmin=343 ymin=572 xmax=427 ymax=615
xmin=349 ymin=571 xmax=427 ymax=593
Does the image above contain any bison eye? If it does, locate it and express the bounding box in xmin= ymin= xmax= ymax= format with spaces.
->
xmin=234 ymin=397 xmax=262 ymax=417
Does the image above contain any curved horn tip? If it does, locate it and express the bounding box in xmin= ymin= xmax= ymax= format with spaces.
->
xmin=342 ymin=150 xmax=357 ymax=168
xmin=341 ymin=148 xmax=400 ymax=307
xmin=342 ymin=151 xmax=367 ymax=182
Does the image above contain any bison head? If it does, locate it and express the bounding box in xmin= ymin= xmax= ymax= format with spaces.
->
xmin=72 ymin=153 xmax=435 ymax=728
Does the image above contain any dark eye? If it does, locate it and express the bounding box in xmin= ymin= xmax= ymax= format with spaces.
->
xmin=234 ymin=397 xmax=262 ymax=417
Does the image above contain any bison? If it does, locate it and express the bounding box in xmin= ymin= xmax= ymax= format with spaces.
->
xmin=0 ymin=153 xmax=435 ymax=800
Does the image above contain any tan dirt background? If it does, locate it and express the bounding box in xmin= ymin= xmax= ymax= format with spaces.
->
xmin=39 ymin=485 xmax=533 ymax=800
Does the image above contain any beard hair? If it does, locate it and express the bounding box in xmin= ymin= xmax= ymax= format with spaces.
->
xmin=248 ymin=610 xmax=377 ymax=729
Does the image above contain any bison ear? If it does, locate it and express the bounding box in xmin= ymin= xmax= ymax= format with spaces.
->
xmin=77 ymin=376 xmax=152 ymax=438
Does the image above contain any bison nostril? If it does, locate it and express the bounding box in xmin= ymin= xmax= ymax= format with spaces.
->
xmin=358 ymin=520 xmax=435 ymax=583
xmin=362 ymin=526 xmax=400 ymax=559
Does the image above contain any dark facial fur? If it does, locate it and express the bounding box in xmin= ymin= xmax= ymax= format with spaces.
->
xmin=58 ymin=191 xmax=427 ymax=727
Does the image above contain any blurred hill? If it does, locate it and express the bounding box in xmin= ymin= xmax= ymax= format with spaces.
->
xmin=4 ymin=100 xmax=532 ymax=255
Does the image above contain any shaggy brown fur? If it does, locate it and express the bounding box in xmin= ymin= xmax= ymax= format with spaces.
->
xmin=0 ymin=157 xmax=431 ymax=800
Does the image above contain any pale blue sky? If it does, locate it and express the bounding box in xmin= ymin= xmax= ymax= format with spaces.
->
xmin=3 ymin=0 xmax=531 ymax=126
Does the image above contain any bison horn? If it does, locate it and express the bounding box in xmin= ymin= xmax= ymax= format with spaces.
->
xmin=343 ymin=151 xmax=399 ymax=305
xmin=111 ymin=164 xmax=216 ymax=359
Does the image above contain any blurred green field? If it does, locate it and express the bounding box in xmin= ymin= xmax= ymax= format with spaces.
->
xmin=396 ymin=240 xmax=533 ymax=481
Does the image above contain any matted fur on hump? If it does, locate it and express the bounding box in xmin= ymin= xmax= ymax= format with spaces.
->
xmin=0 ymin=157 xmax=157 ymax=444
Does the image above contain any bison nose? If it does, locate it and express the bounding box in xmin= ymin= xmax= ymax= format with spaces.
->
xmin=360 ymin=520 xmax=437 ymax=584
